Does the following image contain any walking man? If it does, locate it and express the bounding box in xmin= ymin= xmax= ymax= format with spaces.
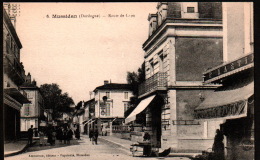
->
xmin=27 ymin=125 xmax=34 ymax=145
xmin=92 ymin=129 xmax=99 ymax=145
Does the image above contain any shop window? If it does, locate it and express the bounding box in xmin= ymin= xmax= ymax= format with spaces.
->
xmin=187 ymin=7 xmax=195 ymax=13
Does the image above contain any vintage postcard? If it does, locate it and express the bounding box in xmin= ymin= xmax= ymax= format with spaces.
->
xmin=3 ymin=2 xmax=254 ymax=160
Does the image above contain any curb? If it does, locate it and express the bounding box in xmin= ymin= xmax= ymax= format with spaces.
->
xmin=99 ymin=137 xmax=129 ymax=150
xmin=4 ymin=141 xmax=36 ymax=157
xmin=98 ymin=137 xmax=132 ymax=156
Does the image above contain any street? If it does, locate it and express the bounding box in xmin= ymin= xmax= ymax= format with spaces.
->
xmin=5 ymin=135 xmax=192 ymax=160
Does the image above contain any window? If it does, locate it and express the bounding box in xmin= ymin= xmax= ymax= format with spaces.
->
xmin=124 ymin=103 xmax=129 ymax=112
xmin=158 ymin=51 xmax=164 ymax=72
xmin=124 ymin=92 xmax=128 ymax=99
xmin=149 ymin=59 xmax=154 ymax=76
xmin=106 ymin=92 xmax=110 ymax=99
xmin=106 ymin=103 xmax=110 ymax=116
xmin=187 ymin=7 xmax=195 ymax=13
xmin=25 ymin=104 xmax=30 ymax=116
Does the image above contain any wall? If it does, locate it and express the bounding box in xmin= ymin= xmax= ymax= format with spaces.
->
xmin=176 ymin=90 xmax=216 ymax=120
xmin=175 ymin=37 xmax=223 ymax=81
xmin=3 ymin=73 xmax=18 ymax=89
xmin=94 ymin=90 xmax=133 ymax=118
xmin=21 ymin=89 xmax=41 ymax=131
xmin=21 ymin=90 xmax=36 ymax=117
xmin=223 ymin=2 xmax=253 ymax=62
xmin=198 ymin=2 xmax=222 ymax=19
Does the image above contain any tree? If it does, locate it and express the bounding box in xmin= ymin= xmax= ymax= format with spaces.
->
xmin=126 ymin=62 xmax=145 ymax=96
xmin=40 ymin=83 xmax=74 ymax=120
xmin=75 ymin=101 xmax=83 ymax=110
xmin=125 ymin=62 xmax=146 ymax=119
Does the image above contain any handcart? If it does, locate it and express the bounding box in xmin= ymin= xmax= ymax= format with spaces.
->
xmin=130 ymin=142 xmax=171 ymax=157
xmin=130 ymin=142 xmax=154 ymax=157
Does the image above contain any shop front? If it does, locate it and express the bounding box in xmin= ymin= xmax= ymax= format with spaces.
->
xmin=194 ymin=53 xmax=254 ymax=160
xmin=125 ymin=94 xmax=164 ymax=148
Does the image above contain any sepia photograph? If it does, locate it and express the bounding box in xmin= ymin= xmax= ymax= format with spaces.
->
xmin=3 ymin=2 xmax=254 ymax=160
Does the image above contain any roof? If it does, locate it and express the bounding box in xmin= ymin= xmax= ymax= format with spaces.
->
xmin=20 ymin=82 xmax=38 ymax=89
xmin=93 ymin=83 xmax=132 ymax=92
xmin=84 ymin=98 xmax=95 ymax=107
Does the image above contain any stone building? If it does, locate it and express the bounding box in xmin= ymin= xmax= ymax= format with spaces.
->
xmin=126 ymin=2 xmax=224 ymax=151
xmin=92 ymin=81 xmax=133 ymax=134
xmin=80 ymin=98 xmax=95 ymax=134
xmin=194 ymin=2 xmax=254 ymax=160
xmin=20 ymin=73 xmax=45 ymax=131
xmin=3 ymin=6 xmax=29 ymax=141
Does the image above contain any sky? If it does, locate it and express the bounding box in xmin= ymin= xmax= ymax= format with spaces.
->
xmin=10 ymin=2 xmax=157 ymax=104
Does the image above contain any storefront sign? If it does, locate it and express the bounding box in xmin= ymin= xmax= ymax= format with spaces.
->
xmin=204 ymin=53 xmax=253 ymax=82
xmin=195 ymin=100 xmax=247 ymax=119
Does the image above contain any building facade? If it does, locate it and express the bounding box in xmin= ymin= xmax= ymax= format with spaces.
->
xmin=20 ymin=73 xmax=45 ymax=131
xmin=194 ymin=2 xmax=254 ymax=160
xmin=80 ymin=99 xmax=95 ymax=134
xmin=3 ymin=6 xmax=29 ymax=141
xmin=92 ymin=81 xmax=133 ymax=134
xmin=126 ymin=2 xmax=224 ymax=151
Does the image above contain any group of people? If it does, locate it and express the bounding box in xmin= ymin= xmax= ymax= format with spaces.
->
xmin=89 ymin=129 xmax=99 ymax=145
xmin=28 ymin=125 xmax=81 ymax=146
xmin=55 ymin=126 xmax=74 ymax=144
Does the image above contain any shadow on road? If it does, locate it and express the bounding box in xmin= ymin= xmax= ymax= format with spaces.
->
xmin=26 ymin=139 xmax=80 ymax=153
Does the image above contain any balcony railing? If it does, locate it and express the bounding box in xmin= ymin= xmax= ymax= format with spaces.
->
xmin=3 ymin=55 xmax=25 ymax=85
xmin=138 ymin=72 xmax=168 ymax=96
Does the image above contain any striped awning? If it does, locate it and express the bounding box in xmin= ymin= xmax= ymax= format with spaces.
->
xmin=194 ymin=82 xmax=253 ymax=120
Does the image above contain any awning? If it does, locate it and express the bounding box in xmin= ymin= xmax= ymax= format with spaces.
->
xmin=194 ymin=82 xmax=254 ymax=120
xmin=125 ymin=95 xmax=156 ymax=124
xmin=4 ymin=88 xmax=30 ymax=104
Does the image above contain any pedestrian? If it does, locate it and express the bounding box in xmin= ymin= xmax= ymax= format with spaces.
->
xmin=47 ymin=128 xmax=54 ymax=145
xmin=75 ymin=127 xmax=80 ymax=140
xmin=92 ymin=129 xmax=99 ymax=145
xmin=39 ymin=129 xmax=45 ymax=146
xmin=67 ymin=127 xmax=73 ymax=144
xmin=57 ymin=127 xmax=63 ymax=143
xmin=27 ymin=125 xmax=34 ymax=145
xmin=89 ymin=129 xmax=93 ymax=141
xmin=212 ymin=129 xmax=225 ymax=160
xmin=63 ymin=127 xmax=68 ymax=144
xmin=52 ymin=129 xmax=57 ymax=145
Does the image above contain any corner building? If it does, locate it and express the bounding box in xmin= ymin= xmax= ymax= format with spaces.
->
xmin=3 ymin=7 xmax=29 ymax=141
xmin=126 ymin=2 xmax=223 ymax=151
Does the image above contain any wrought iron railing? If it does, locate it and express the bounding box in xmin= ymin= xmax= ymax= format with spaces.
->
xmin=172 ymin=120 xmax=200 ymax=125
xmin=138 ymin=72 xmax=168 ymax=96
xmin=112 ymin=125 xmax=130 ymax=133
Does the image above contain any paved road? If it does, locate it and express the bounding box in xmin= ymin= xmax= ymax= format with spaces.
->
xmin=5 ymin=136 xmax=192 ymax=160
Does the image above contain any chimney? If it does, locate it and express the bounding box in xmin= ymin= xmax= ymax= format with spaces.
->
xmin=104 ymin=80 xmax=109 ymax=85
xmin=32 ymin=79 xmax=37 ymax=86
xmin=26 ymin=73 xmax=31 ymax=83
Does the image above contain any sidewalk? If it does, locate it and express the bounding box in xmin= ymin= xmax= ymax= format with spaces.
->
xmin=98 ymin=135 xmax=132 ymax=151
xmin=98 ymin=135 xmax=201 ymax=158
xmin=4 ymin=140 xmax=36 ymax=157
